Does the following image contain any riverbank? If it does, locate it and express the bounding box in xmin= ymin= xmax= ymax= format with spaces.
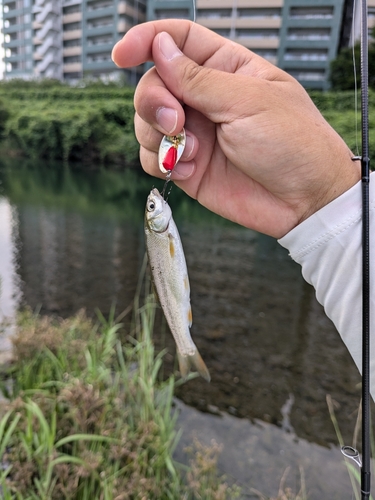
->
xmin=0 ymin=296 xmax=244 ymax=499
xmin=0 ymin=80 xmax=374 ymax=168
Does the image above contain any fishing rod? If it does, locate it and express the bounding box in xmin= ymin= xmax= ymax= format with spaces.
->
xmin=360 ymin=0 xmax=371 ymax=495
xmin=341 ymin=0 xmax=371 ymax=498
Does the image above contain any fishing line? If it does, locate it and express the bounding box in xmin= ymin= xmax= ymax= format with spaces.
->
xmin=159 ymin=0 xmax=196 ymax=197
xmin=192 ymin=0 xmax=196 ymax=23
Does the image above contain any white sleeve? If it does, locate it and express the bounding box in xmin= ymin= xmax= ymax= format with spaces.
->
xmin=278 ymin=172 xmax=375 ymax=397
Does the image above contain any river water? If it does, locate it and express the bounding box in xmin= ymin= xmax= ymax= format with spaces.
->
xmin=0 ymin=160 xmax=372 ymax=498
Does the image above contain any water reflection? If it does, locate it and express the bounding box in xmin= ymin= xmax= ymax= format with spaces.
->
xmin=0 ymin=161 xmax=372 ymax=497
xmin=0 ymin=197 xmax=22 ymax=362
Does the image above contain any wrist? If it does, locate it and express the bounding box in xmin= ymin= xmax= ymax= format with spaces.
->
xmin=297 ymin=151 xmax=361 ymax=227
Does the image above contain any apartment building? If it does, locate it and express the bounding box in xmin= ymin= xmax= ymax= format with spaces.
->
xmin=277 ymin=0 xmax=348 ymax=89
xmin=147 ymin=0 xmax=374 ymax=90
xmin=3 ymin=0 xmax=375 ymax=86
xmin=2 ymin=0 xmax=146 ymax=82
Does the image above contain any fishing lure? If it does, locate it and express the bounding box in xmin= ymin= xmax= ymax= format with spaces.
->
xmin=158 ymin=129 xmax=186 ymax=175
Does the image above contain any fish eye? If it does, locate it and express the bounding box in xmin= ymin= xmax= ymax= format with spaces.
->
xmin=147 ymin=200 xmax=156 ymax=212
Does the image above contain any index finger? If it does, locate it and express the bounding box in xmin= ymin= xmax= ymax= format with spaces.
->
xmin=112 ymin=20 xmax=241 ymax=69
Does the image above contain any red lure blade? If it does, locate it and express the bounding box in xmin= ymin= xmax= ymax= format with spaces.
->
xmin=162 ymin=145 xmax=178 ymax=171
xmin=158 ymin=129 xmax=186 ymax=175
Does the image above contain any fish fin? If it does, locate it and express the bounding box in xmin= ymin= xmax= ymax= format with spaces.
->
xmin=177 ymin=349 xmax=211 ymax=382
xmin=168 ymin=233 xmax=175 ymax=258
xmin=187 ymin=305 xmax=193 ymax=328
xmin=183 ymin=275 xmax=190 ymax=293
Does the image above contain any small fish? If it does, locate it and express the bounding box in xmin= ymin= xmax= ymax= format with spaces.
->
xmin=144 ymin=188 xmax=210 ymax=382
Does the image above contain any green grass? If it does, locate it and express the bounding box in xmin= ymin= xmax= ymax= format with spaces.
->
xmin=0 ymin=294 xmax=241 ymax=499
xmin=327 ymin=394 xmax=375 ymax=500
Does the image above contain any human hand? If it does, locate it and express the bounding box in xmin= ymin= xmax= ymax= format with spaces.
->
xmin=112 ymin=20 xmax=360 ymax=238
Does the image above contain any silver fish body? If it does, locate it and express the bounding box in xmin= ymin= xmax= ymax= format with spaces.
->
xmin=144 ymin=188 xmax=210 ymax=382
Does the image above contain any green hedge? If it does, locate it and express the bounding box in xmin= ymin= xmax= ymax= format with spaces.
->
xmin=0 ymin=79 xmax=374 ymax=167
xmin=0 ymin=85 xmax=139 ymax=165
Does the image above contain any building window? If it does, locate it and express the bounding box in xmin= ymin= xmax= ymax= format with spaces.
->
xmin=289 ymin=7 xmax=334 ymax=19
xmin=64 ymin=22 xmax=81 ymax=31
xmin=64 ymin=55 xmax=81 ymax=63
xmin=197 ymin=9 xmax=231 ymax=18
xmin=287 ymin=69 xmax=325 ymax=81
xmin=63 ymin=5 xmax=81 ymax=14
xmin=238 ymin=8 xmax=281 ymax=18
xmin=253 ymin=48 xmax=278 ymax=59
xmin=87 ymin=34 xmax=113 ymax=46
xmin=213 ymin=29 xmax=230 ymax=37
xmin=4 ymin=18 xmax=18 ymax=28
xmin=118 ymin=13 xmax=133 ymax=24
xmin=87 ymin=0 xmax=113 ymax=10
xmin=7 ymin=62 xmax=18 ymax=71
xmin=236 ymin=29 xmax=279 ymax=39
xmin=287 ymin=28 xmax=331 ymax=41
xmin=4 ymin=33 xmax=18 ymax=43
xmin=63 ymin=39 xmax=82 ymax=47
xmin=87 ymin=16 xmax=113 ymax=29
xmin=64 ymin=72 xmax=81 ymax=79
xmin=87 ymin=52 xmax=112 ymax=63
xmin=155 ymin=9 xmax=189 ymax=19
xmin=284 ymin=48 xmax=328 ymax=61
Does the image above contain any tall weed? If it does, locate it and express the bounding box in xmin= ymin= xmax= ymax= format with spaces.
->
xmin=0 ymin=304 xmax=239 ymax=499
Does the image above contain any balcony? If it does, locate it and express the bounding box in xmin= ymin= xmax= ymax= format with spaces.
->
xmin=63 ymin=29 xmax=82 ymax=40
xmin=33 ymin=21 xmax=43 ymax=30
xmin=85 ymin=7 xmax=115 ymax=20
xmin=197 ymin=0 xmax=283 ymax=7
xmin=63 ymin=0 xmax=82 ymax=6
xmin=63 ymin=12 xmax=82 ymax=24
xmin=63 ymin=46 xmax=82 ymax=57
xmin=3 ymin=39 xmax=26 ymax=48
xmin=63 ymin=62 xmax=82 ymax=72
xmin=3 ymin=8 xmax=25 ymax=19
xmin=3 ymin=24 xmax=24 ymax=34
xmin=85 ymin=42 xmax=113 ymax=54
xmin=233 ymin=37 xmax=279 ymax=50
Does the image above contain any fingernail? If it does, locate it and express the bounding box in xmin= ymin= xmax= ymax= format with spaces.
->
xmin=156 ymin=107 xmax=178 ymax=134
xmin=111 ymin=41 xmax=120 ymax=62
xmin=184 ymin=134 xmax=195 ymax=159
xmin=159 ymin=32 xmax=183 ymax=61
xmin=173 ymin=160 xmax=195 ymax=179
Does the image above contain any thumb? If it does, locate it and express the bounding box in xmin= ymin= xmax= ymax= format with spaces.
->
xmin=153 ymin=32 xmax=245 ymax=123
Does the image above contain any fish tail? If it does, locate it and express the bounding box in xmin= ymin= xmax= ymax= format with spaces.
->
xmin=177 ymin=349 xmax=211 ymax=382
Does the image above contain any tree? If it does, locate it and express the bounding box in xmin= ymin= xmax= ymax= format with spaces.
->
xmin=330 ymin=28 xmax=375 ymax=90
